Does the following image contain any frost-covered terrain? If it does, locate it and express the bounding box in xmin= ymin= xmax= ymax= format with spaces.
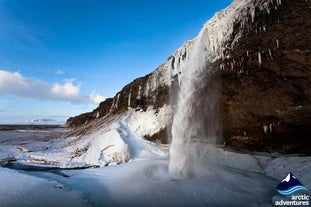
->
xmin=0 ymin=111 xmax=310 ymax=206
xmin=1 ymin=142 xmax=311 ymax=207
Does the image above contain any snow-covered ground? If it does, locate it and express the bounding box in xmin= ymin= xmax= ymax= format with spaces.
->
xmin=0 ymin=108 xmax=310 ymax=206
xmin=1 ymin=155 xmax=310 ymax=207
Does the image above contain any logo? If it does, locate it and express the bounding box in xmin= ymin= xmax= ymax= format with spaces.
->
xmin=273 ymin=172 xmax=309 ymax=206
xmin=276 ymin=173 xmax=308 ymax=196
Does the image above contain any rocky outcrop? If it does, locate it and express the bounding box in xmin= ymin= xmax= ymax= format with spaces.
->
xmin=67 ymin=0 xmax=311 ymax=154
xmin=221 ymin=0 xmax=311 ymax=154
xmin=66 ymin=69 xmax=172 ymax=142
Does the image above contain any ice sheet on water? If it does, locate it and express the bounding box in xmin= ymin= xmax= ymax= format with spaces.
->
xmin=0 ymin=166 xmax=89 ymax=207
xmin=53 ymin=159 xmax=276 ymax=207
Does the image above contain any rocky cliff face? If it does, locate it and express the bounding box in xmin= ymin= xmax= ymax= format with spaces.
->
xmin=221 ymin=0 xmax=311 ymax=154
xmin=66 ymin=0 xmax=311 ymax=154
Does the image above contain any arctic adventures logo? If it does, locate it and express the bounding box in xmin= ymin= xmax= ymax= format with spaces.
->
xmin=274 ymin=172 xmax=309 ymax=206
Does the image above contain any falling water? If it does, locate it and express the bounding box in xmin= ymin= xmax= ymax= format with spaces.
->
xmin=169 ymin=28 xmax=222 ymax=178
xmin=168 ymin=0 xmax=265 ymax=179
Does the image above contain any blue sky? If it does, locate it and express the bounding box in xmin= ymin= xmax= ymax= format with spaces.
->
xmin=0 ymin=0 xmax=232 ymax=123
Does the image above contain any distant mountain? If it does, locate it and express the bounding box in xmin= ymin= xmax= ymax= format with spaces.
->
xmin=0 ymin=117 xmax=65 ymax=125
xmin=66 ymin=0 xmax=311 ymax=154
xmin=29 ymin=118 xmax=63 ymax=125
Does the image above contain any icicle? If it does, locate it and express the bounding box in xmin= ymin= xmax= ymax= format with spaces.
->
xmin=258 ymin=51 xmax=262 ymax=66
xmin=128 ymin=91 xmax=131 ymax=108
xmin=96 ymin=111 xmax=100 ymax=118
xmin=265 ymin=2 xmax=271 ymax=14
xmin=115 ymin=93 xmax=120 ymax=109
xmin=250 ymin=7 xmax=255 ymax=23
xmin=268 ymin=49 xmax=273 ymax=59
xmin=109 ymin=97 xmax=115 ymax=113
xmin=220 ymin=63 xmax=225 ymax=70
xmin=277 ymin=0 xmax=282 ymax=6
xmin=269 ymin=123 xmax=273 ymax=133
xmin=276 ymin=39 xmax=280 ymax=48
xmin=136 ymin=85 xmax=142 ymax=100
xmin=263 ymin=124 xmax=268 ymax=135
xmin=145 ymin=82 xmax=149 ymax=97
xmin=263 ymin=26 xmax=266 ymax=32
xmin=237 ymin=71 xmax=240 ymax=78
xmin=246 ymin=50 xmax=249 ymax=57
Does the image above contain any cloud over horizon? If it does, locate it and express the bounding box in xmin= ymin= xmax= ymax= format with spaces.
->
xmin=0 ymin=70 xmax=105 ymax=104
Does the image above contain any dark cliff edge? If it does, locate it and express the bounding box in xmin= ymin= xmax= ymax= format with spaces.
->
xmin=66 ymin=0 xmax=311 ymax=154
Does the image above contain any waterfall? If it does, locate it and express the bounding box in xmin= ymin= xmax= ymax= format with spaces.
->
xmin=168 ymin=28 xmax=222 ymax=178
xmin=168 ymin=0 xmax=266 ymax=178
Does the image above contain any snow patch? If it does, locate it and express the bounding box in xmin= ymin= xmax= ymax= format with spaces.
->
xmin=71 ymin=124 xmax=130 ymax=166
xmin=126 ymin=105 xmax=172 ymax=138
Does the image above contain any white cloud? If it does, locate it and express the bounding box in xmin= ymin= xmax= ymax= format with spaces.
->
xmin=0 ymin=70 xmax=105 ymax=104
xmin=55 ymin=70 xmax=63 ymax=75
xmin=52 ymin=80 xmax=80 ymax=97
xmin=89 ymin=90 xmax=106 ymax=104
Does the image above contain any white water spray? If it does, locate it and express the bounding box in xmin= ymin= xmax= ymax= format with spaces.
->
xmin=168 ymin=28 xmax=222 ymax=178
xmin=168 ymin=0 xmax=261 ymax=178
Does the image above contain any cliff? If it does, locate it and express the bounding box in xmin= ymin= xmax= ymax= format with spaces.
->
xmin=66 ymin=0 xmax=311 ymax=154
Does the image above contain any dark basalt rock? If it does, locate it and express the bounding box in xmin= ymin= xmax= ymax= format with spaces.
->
xmin=220 ymin=0 xmax=311 ymax=154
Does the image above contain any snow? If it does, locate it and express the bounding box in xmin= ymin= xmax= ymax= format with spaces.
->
xmin=0 ymin=105 xmax=172 ymax=169
xmin=126 ymin=105 xmax=172 ymax=138
xmin=0 ymin=166 xmax=88 ymax=207
xmin=59 ymin=159 xmax=277 ymax=207
xmin=68 ymin=106 xmax=170 ymax=167
xmin=70 ymin=125 xmax=131 ymax=166
xmin=1 ymin=154 xmax=310 ymax=207
xmin=0 ymin=126 xmax=310 ymax=206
